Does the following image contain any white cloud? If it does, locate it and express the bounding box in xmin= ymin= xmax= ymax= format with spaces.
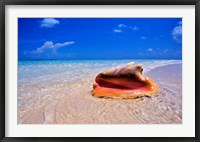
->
xmin=35 ymin=41 xmax=75 ymax=53
xmin=140 ymin=36 xmax=146 ymax=40
xmin=131 ymin=26 xmax=139 ymax=31
xmin=113 ymin=24 xmax=139 ymax=33
xmin=118 ymin=24 xmax=126 ymax=28
xmin=147 ymin=48 xmax=153 ymax=52
xmin=172 ymin=21 xmax=182 ymax=42
xmin=40 ymin=18 xmax=60 ymax=28
xmin=113 ymin=29 xmax=123 ymax=33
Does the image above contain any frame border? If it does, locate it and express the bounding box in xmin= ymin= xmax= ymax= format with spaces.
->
xmin=0 ymin=0 xmax=199 ymax=142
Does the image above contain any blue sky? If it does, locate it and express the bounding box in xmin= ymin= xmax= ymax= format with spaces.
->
xmin=18 ymin=18 xmax=182 ymax=60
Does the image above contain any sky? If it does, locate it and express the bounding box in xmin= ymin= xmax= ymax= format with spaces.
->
xmin=18 ymin=18 xmax=182 ymax=60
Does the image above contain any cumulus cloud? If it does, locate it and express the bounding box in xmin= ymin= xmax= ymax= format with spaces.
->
xmin=34 ymin=41 xmax=75 ymax=54
xmin=147 ymin=48 xmax=153 ymax=52
xmin=113 ymin=24 xmax=139 ymax=33
xmin=172 ymin=21 xmax=182 ymax=42
xmin=118 ymin=24 xmax=126 ymax=28
xmin=140 ymin=36 xmax=146 ymax=40
xmin=178 ymin=21 xmax=182 ymax=25
xmin=113 ymin=29 xmax=123 ymax=33
xmin=40 ymin=18 xmax=60 ymax=28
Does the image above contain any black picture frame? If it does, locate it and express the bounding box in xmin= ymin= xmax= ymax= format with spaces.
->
xmin=0 ymin=0 xmax=199 ymax=142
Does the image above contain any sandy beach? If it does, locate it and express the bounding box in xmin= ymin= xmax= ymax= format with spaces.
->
xmin=17 ymin=18 xmax=183 ymax=125
xmin=18 ymin=61 xmax=182 ymax=124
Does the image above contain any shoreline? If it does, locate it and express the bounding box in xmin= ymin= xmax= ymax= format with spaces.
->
xmin=146 ymin=63 xmax=182 ymax=84
xmin=18 ymin=62 xmax=182 ymax=124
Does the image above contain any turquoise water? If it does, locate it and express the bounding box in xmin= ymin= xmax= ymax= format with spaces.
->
xmin=18 ymin=59 xmax=182 ymax=83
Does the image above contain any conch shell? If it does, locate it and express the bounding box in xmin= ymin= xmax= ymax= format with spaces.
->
xmin=92 ymin=62 xmax=158 ymax=99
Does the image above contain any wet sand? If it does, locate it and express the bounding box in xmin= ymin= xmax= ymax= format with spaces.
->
xmin=18 ymin=63 xmax=182 ymax=124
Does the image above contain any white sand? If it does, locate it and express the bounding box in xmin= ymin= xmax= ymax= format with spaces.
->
xmin=18 ymin=63 xmax=182 ymax=124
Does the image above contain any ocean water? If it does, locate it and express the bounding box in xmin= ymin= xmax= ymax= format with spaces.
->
xmin=18 ymin=59 xmax=182 ymax=124
xmin=18 ymin=59 xmax=181 ymax=85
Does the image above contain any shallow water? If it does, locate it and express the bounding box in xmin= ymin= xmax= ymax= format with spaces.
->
xmin=18 ymin=59 xmax=181 ymax=87
xmin=18 ymin=60 xmax=182 ymax=124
